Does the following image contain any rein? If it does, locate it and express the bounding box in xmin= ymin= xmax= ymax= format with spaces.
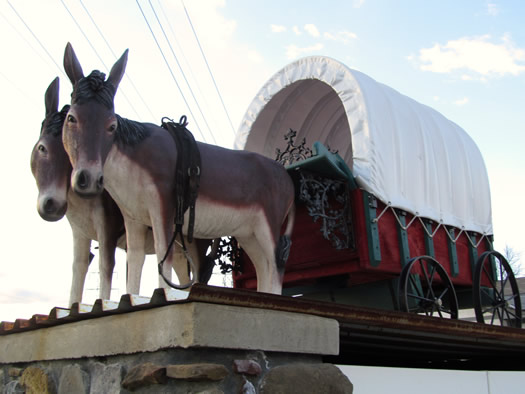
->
xmin=157 ymin=116 xmax=201 ymax=290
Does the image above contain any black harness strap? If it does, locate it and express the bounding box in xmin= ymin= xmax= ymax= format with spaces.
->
xmin=161 ymin=115 xmax=201 ymax=243
xmin=157 ymin=115 xmax=201 ymax=289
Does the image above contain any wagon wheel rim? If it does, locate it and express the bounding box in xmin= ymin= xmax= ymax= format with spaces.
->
xmin=398 ymin=255 xmax=459 ymax=319
xmin=473 ymin=250 xmax=522 ymax=328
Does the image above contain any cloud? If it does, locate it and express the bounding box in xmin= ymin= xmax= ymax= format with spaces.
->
xmin=353 ymin=0 xmax=365 ymax=8
xmin=324 ymin=30 xmax=358 ymax=44
xmin=286 ymin=43 xmax=324 ymax=59
xmin=271 ymin=24 xmax=286 ymax=33
xmin=454 ymin=97 xmax=469 ymax=106
xmin=304 ymin=24 xmax=320 ymax=37
xmin=292 ymin=26 xmax=302 ymax=35
xmin=487 ymin=2 xmax=500 ymax=16
xmin=417 ymin=34 xmax=525 ymax=77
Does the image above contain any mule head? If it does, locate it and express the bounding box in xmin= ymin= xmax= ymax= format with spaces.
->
xmin=31 ymin=77 xmax=71 ymax=221
xmin=62 ymin=42 xmax=128 ymax=198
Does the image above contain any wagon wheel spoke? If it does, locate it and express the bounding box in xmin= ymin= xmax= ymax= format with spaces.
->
xmin=407 ymin=293 xmax=431 ymax=302
xmin=481 ymin=305 xmax=497 ymax=315
xmin=420 ymin=261 xmax=437 ymax=300
xmin=438 ymin=287 xmax=449 ymax=301
xmin=506 ymin=293 xmax=521 ymax=305
xmin=474 ymin=251 xmax=522 ymax=328
xmin=482 ymin=266 xmax=501 ymax=298
xmin=439 ymin=308 xmax=454 ymax=317
xmin=500 ymin=275 xmax=509 ymax=301
xmin=490 ymin=308 xmax=497 ymax=325
xmin=480 ymin=287 xmax=494 ymax=300
xmin=496 ymin=306 xmax=505 ymax=324
xmin=400 ymin=257 xmax=458 ymax=320
xmin=505 ymin=308 xmax=520 ymax=321
xmin=408 ymin=275 xmax=425 ymax=298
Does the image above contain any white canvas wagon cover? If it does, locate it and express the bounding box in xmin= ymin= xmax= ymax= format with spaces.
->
xmin=235 ymin=56 xmax=492 ymax=235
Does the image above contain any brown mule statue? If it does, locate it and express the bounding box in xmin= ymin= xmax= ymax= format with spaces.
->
xmin=31 ymin=77 xmax=214 ymax=303
xmin=61 ymin=43 xmax=295 ymax=294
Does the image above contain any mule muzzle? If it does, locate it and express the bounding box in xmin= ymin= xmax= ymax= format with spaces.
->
xmin=72 ymin=169 xmax=104 ymax=198
xmin=37 ymin=196 xmax=67 ymax=222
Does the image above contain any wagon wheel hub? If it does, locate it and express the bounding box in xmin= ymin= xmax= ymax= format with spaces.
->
xmin=434 ymin=298 xmax=443 ymax=308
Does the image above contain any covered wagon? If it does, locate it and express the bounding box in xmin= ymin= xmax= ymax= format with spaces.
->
xmin=231 ymin=56 xmax=521 ymax=327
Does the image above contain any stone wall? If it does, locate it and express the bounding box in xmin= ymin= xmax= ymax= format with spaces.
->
xmin=1 ymin=348 xmax=352 ymax=393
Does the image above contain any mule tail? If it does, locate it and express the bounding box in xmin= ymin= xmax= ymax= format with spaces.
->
xmin=275 ymin=202 xmax=296 ymax=273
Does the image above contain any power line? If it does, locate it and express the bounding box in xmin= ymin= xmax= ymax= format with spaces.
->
xmin=0 ymin=8 xmax=51 ymax=77
xmin=60 ymin=0 xmax=142 ymax=120
xmin=181 ymin=0 xmax=236 ymax=137
xmin=0 ymin=69 xmax=37 ymax=106
xmin=135 ymin=0 xmax=207 ymax=142
xmin=78 ymin=0 xmax=116 ymax=58
xmin=7 ymin=0 xmax=66 ymax=78
xmin=156 ymin=0 xmax=211 ymax=113
xmin=148 ymin=0 xmax=216 ymax=144
xmin=78 ymin=0 xmax=157 ymax=121
xmin=60 ymin=0 xmax=109 ymax=69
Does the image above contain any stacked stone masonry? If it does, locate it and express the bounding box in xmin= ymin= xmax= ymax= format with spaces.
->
xmin=0 ymin=349 xmax=352 ymax=393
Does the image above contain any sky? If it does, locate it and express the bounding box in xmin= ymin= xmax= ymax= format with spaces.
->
xmin=0 ymin=0 xmax=524 ymax=322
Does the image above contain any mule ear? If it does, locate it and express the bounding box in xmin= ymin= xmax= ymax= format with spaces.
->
xmin=63 ymin=42 xmax=84 ymax=85
xmin=45 ymin=77 xmax=60 ymax=116
xmin=107 ymin=49 xmax=128 ymax=91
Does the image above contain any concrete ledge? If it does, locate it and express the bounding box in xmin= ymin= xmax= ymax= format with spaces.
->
xmin=0 ymin=302 xmax=339 ymax=363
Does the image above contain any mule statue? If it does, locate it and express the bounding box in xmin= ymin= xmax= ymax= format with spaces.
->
xmin=61 ymin=43 xmax=295 ymax=294
xmin=31 ymin=77 xmax=214 ymax=304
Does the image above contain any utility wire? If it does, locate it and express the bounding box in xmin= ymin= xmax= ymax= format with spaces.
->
xmin=60 ymin=0 xmax=142 ymax=120
xmin=136 ymin=0 xmax=207 ymax=142
xmin=148 ymin=0 xmax=216 ymax=144
xmin=0 ymin=69 xmax=38 ymax=106
xmin=7 ymin=0 xmax=66 ymax=78
xmin=78 ymin=0 xmax=157 ymax=121
xmin=0 ymin=8 xmax=51 ymax=76
xmin=181 ymin=0 xmax=236 ymax=137
xmin=156 ymin=1 xmax=210 ymax=108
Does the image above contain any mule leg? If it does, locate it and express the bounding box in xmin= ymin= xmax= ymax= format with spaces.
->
xmin=69 ymin=231 xmax=91 ymax=306
xmin=149 ymin=209 xmax=176 ymax=289
xmin=124 ymin=218 xmax=148 ymax=294
xmin=237 ymin=235 xmax=282 ymax=294
xmin=169 ymin=241 xmax=191 ymax=287
xmin=97 ymin=238 xmax=117 ymax=300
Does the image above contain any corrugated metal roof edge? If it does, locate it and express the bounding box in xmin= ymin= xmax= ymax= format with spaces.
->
xmin=0 ymin=287 xmax=190 ymax=336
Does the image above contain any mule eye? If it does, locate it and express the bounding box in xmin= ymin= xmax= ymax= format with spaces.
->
xmin=67 ymin=114 xmax=76 ymax=123
xmin=108 ymin=123 xmax=117 ymax=133
xmin=38 ymin=144 xmax=47 ymax=153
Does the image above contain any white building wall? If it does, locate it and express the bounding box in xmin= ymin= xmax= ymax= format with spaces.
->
xmin=337 ymin=365 xmax=525 ymax=394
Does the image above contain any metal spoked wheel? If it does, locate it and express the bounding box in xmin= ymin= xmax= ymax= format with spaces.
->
xmin=399 ymin=256 xmax=459 ymax=319
xmin=473 ymin=251 xmax=522 ymax=328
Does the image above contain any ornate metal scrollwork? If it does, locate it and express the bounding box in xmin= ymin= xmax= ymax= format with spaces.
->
xmin=275 ymin=129 xmax=313 ymax=165
xmin=298 ymin=171 xmax=354 ymax=250
xmin=276 ymin=129 xmax=339 ymax=166
xmin=213 ymin=236 xmax=243 ymax=274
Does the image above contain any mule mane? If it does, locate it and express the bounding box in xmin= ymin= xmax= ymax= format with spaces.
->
xmin=41 ymin=105 xmax=70 ymax=137
xmin=115 ymin=115 xmax=151 ymax=147
xmin=71 ymin=70 xmax=116 ymax=109
xmin=71 ymin=70 xmax=151 ymax=146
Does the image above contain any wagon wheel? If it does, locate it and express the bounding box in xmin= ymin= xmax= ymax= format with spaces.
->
xmin=398 ymin=256 xmax=458 ymax=319
xmin=473 ymin=251 xmax=522 ymax=328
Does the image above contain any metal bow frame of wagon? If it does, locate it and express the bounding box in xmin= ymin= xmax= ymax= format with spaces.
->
xmin=235 ymin=56 xmax=522 ymax=327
